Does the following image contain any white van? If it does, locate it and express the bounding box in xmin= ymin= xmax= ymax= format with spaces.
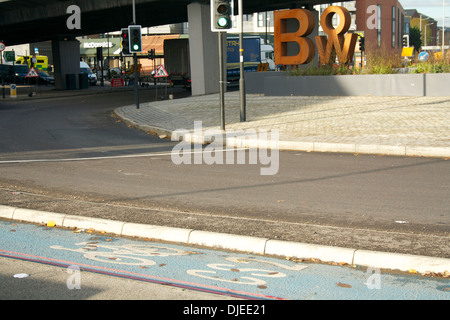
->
xmin=80 ymin=61 xmax=97 ymax=86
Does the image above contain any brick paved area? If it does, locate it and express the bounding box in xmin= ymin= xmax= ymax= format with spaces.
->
xmin=116 ymin=92 xmax=450 ymax=157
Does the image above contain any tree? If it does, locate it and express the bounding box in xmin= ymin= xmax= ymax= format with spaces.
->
xmin=409 ymin=26 xmax=422 ymax=52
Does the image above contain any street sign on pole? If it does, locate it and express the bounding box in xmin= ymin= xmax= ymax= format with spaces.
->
xmin=3 ymin=51 xmax=15 ymax=62
xmin=154 ymin=65 xmax=169 ymax=78
xmin=26 ymin=67 xmax=39 ymax=78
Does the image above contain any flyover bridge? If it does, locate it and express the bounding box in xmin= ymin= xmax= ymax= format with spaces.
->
xmin=0 ymin=0 xmax=343 ymax=93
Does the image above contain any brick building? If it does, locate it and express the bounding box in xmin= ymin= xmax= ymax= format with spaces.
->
xmin=355 ymin=0 xmax=406 ymax=53
xmin=404 ymin=9 xmax=438 ymax=46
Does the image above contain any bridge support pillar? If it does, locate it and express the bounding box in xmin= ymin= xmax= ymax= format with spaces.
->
xmin=52 ymin=39 xmax=80 ymax=90
xmin=187 ymin=2 xmax=225 ymax=96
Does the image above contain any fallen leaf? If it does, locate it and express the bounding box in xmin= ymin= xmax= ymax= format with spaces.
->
xmin=337 ymin=282 xmax=352 ymax=288
xmin=257 ymin=285 xmax=267 ymax=289
xmin=185 ymin=251 xmax=203 ymax=255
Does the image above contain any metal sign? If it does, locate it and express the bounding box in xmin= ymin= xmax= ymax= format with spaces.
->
xmin=401 ymin=47 xmax=414 ymax=57
xmin=26 ymin=67 xmax=39 ymax=78
xmin=10 ymin=84 xmax=17 ymax=98
xmin=154 ymin=65 xmax=169 ymax=78
xmin=418 ymin=51 xmax=429 ymax=62
xmin=3 ymin=51 xmax=15 ymax=62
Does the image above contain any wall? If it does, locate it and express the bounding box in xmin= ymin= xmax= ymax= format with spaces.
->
xmin=246 ymin=71 xmax=450 ymax=97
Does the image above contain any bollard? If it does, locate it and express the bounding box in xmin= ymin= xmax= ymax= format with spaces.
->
xmin=10 ymin=84 xmax=17 ymax=98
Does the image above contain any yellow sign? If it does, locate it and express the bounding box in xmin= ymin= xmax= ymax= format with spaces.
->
xmin=434 ymin=52 xmax=443 ymax=60
xmin=401 ymin=47 xmax=414 ymax=57
xmin=257 ymin=63 xmax=269 ymax=72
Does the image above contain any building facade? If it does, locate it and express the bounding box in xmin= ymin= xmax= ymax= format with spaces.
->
xmin=355 ymin=0 xmax=406 ymax=53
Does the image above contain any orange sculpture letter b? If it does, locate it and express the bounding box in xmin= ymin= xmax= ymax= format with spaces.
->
xmin=274 ymin=9 xmax=316 ymax=65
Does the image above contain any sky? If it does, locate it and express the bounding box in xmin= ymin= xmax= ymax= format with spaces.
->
xmin=400 ymin=0 xmax=450 ymax=27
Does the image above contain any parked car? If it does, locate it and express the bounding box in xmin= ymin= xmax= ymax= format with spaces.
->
xmin=80 ymin=61 xmax=97 ymax=86
xmin=38 ymin=71 xmax=55 ymax=86
xmin=0 ymin=64 xmax=14 ymax=83
xmin=13 ymin=64 xmax=30 ymax=84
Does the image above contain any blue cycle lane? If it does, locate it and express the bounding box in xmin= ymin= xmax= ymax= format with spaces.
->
xmin=0 ymin=219 xmax=448 ymax=301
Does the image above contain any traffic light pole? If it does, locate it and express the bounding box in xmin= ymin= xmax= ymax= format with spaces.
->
xmin=132 ymin=0 xmax=139 ymax=109
xmin=238 ymin=0 xmax=246 ymax=122
xmin=219 ymin=31 xmax=226 ymax=131
xmin=134 ymin=52 xmax=139 ymax=109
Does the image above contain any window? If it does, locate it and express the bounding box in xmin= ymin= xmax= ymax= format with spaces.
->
xmin=392 ymin=6 xmax=396 ymax=48
xmin=377 ymin=5 xmax=381 ymax=47
xmin=258 ymin=13 xmax=264 ymax=27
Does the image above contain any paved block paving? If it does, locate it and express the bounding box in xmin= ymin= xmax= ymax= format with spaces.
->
xmin=116 ymin=92 xmax=450 ymax=154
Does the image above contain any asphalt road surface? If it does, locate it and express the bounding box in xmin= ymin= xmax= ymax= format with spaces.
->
xmin=2 ymin=219 xmax=448 ymax=301
xmin=0 ymin=89 xmax=449 ymax=258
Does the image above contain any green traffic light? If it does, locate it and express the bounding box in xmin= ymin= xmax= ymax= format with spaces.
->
xmin=217 ymin=17 xmax=229 ymax=28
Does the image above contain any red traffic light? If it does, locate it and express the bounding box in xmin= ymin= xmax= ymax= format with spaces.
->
xmin=217 ymin=4 xmax=229 ymax=14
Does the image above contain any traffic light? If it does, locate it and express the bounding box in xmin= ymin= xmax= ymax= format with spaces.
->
xmin=121 ymin=28 xmax=131 ymax=55
xmin=212 ymin=0 xmax=232 ymax=30
xmin=402 ymin=35 xmax=409 ymax=47
xmin=148 ymin=48 xmax=155 ymax=60
xmin=128 ymin=25 xmax=142 ymax=53
xmin=359 ymin=36 xmax=365 ymax=52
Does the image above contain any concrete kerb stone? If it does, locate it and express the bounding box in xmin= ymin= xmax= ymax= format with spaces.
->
xmin=1 ymin=205 xmax=449 ymax=274
xmin=188 ymin=230 xmax=268 ymax=254
xmin=121 ymin=222 xmax=193 ymax=244
xmin=0 ymin=205 xmax=15 ymax=220
xmin=114 ymin=107 xmax=450 ymax=158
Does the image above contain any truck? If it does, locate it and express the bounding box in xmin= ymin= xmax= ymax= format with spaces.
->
xmin=226 ymin=36 xmax=275 ymax=82
xmin=163 ymin=36 xmax=275 ymax=88
xmin=163 ymin=38 xmax=191 ymax=88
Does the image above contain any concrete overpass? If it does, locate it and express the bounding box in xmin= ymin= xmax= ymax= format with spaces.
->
xmin=0 ymin=0 xmax=344 ymax=93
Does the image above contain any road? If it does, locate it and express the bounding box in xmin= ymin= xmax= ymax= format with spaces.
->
xmin=0 ymin=88 xmax=449 ymax=259
xmin=1 ymin=219 xmax=448 ymax=302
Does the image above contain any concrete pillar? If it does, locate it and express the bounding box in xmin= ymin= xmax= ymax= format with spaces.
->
xmin=52 ymin=39 xmax=80 ymax=90
xmin=187 ymin=2 xmax=225 ymax=96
